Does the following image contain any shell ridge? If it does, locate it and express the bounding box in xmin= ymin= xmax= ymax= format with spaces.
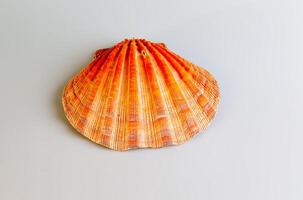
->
xmin=139 ymin=40 xmax=179 ymax=146
xmin=144 ymin=41 xmax=203 ymax=139
xmin=69 ymin=47 xmax=119 ymax=112
xmin=164 ymin=51 xmax=219 ymax=133
xmin=152 ymin=44 xmax=214 ymax=126
xmin=136 ymin=41 xmax=154 ymax=147
xmin=90 ymin=42 xmax=128 ymax=145
xmin=156 ymin=44 xmax=217 ymax=86
xmin=72 ymin=50 xmax=113 ymax=111
xmin=81 ymin=43 xmax=125 ymax=141
xmin=133 ymin=41 xmax=146 ymax=147
xmin=136 ymin=40 xmax=162 ymax=147
xmin=145 ymin=44 xmax=179 ymax=144
xmin=168 ymin=47 xmax=219 ymax=122
xmin=126 ymin=40 xmax=142 ymax=149
xmin=119 ymin=41 xmax=132 ymax=149
xmin=142 ymin=41 xmax=187 ymax=143
xmin=107 ymin=41 xmax=130 ymax=149
xmin=88 ymin=48 xmax=114 ymax=81
xmin=91 ymin=43 xmax=124 ymax=83
xmin=153 ymin=44 xmax=217 ymax=109
xmin=73 ymin=48 xmax=112 ymax=87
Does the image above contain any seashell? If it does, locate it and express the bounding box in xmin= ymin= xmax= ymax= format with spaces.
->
xmin=62 ymin=38 xmax=219 ymax=151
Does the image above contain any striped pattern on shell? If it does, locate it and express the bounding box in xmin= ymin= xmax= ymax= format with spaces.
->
xmin=62 ymin=38 xmax=220 ymax=151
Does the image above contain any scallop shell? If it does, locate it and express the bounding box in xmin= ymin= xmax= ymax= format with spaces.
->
xmin=62 ymin=38 xmax=219 ymax=151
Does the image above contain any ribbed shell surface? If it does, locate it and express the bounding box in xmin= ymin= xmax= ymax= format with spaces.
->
xmin=62 ymin=39 xmax=219 ymax=151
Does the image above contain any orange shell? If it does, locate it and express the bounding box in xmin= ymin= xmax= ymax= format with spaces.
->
xmin=62 ymin=38 xmax=219 ymax=151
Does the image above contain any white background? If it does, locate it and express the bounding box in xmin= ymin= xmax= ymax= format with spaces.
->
xmin=0 ymin=0 xmax=302 ymax=199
